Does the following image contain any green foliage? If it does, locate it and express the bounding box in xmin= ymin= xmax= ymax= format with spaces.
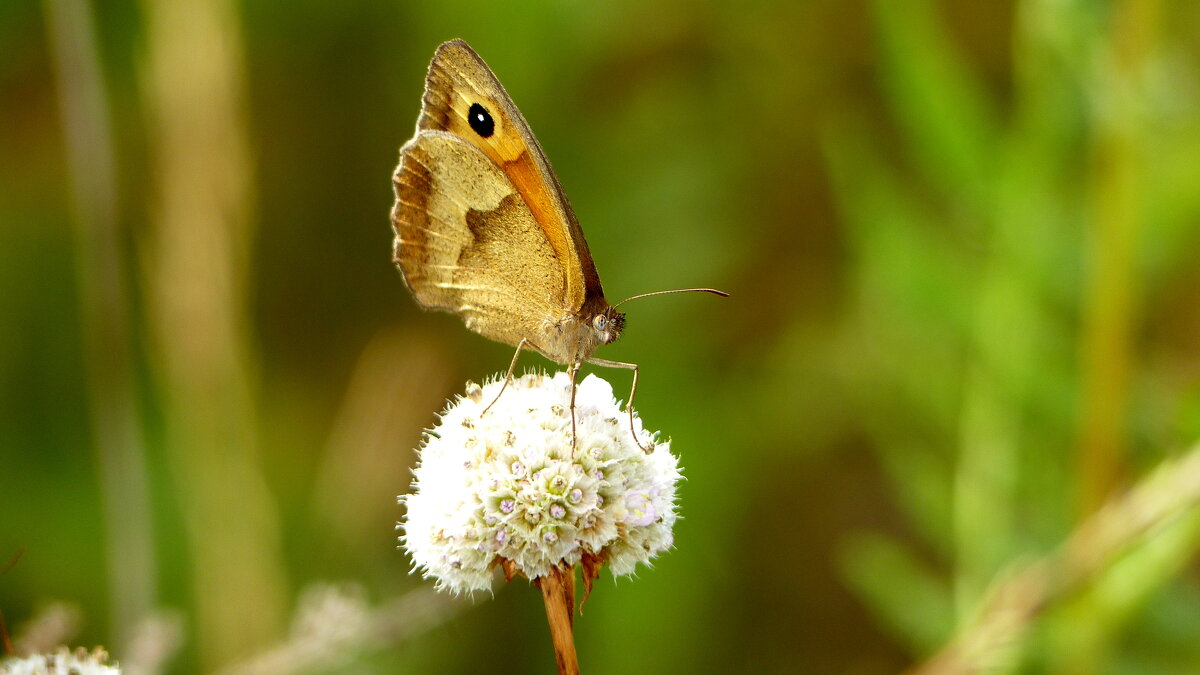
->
xmin=827 ymin=0 xmax=1200 ymax=671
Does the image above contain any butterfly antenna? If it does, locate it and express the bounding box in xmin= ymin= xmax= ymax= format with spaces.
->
xmin=613 ymin=287 xmax=729 ymax=308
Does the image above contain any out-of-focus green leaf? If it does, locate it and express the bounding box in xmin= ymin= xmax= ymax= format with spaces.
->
xmin=839 ymin=532 xmax=954 ymax=655
xmin=871 ymin=0 xmax=1000 ymax=209
xmin=875 ymin=441 xmax=953 ymax=559
xmin=824 ymin=117 xmax=973 ymax=436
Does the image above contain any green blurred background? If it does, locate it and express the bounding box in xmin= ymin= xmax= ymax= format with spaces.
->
xmin=4 ymin=0 xmax=1200 ymax=672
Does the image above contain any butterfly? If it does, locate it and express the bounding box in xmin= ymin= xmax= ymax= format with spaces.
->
xmin=390 ymin=39 xmax=725 ymax=450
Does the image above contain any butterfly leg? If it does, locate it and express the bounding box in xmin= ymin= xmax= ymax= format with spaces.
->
xmin=568 ymin=361 xmax=580 ymax=450
xmin=482 ymin=338 xmax=530 ymax=416
xmin=585 ymin=357 xmax=650 ymax=453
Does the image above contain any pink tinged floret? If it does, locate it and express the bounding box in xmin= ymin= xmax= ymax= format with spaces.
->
xmin=624 ymin=492 xmax=657 ymax=527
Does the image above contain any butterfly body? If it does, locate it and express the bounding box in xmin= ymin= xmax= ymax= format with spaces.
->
xmin=392 ymin=39 xmax=624 ymax=365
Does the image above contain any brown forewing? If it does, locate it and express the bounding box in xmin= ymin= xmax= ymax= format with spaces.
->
xmin=415 ymin=39 xmax=606 ymax=313
xmin=392 ymin=130 xmax=567 ymax=352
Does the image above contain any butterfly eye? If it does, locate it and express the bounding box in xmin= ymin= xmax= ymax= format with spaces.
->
xmin=593 ymin=314 xmax=608 ymax=331
xmin=468 ymin=103 xmax=495 ymax=138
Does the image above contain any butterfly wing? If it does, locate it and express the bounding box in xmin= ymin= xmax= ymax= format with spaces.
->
xmin=392 ymin=129 xmax=570 ymax=354
xmin=412 ymin=39 xmax=606 ymax=314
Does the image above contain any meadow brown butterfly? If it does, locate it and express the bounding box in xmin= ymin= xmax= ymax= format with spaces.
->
xmin=391 ymin=39 xmax=725 ymax=449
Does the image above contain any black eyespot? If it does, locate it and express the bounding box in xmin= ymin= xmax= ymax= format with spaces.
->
xmin=468 ymin=103 xmax=494 ymax=137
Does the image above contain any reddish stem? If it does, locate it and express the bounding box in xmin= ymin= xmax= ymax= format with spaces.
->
xmin=535 ymin=566 xmax=579 ymax=675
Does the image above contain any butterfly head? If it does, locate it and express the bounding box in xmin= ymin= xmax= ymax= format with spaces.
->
xmin=591 ymin=306 xmax=625 ymax=345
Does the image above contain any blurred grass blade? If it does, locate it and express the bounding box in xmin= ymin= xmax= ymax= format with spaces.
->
xmin=139 ymin=0 xmax=286 ymax=665
xmin=1046 ymin=508 xmax=1200 ymax=672
xmin=41 ymin=0 xmax=155 ymax=654
xmin=824 ymin=117 xmax=968 ymax=555
xmin=913 ymin=442 xmax=1200 ymax=673
xmin=871 ymin=0 xmax=1000 ymax=208
xmin=1076 ymin=0 xmax=1159 ymax=515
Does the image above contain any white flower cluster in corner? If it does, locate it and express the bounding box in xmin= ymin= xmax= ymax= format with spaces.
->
xmin=1 ymin=647 xmax=120 ymax=674
xmin=401 ymin=372 xmax=682 ymax=594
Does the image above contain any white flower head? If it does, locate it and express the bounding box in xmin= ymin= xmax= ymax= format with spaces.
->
xmin=400 ymin=371 xmax=682 ymax=594
xmin=2 ymin=647 xmax=120 ymax=674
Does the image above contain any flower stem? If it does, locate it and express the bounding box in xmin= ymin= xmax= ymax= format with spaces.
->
xmin=536 ymin=566 xmax=579 ymax=675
